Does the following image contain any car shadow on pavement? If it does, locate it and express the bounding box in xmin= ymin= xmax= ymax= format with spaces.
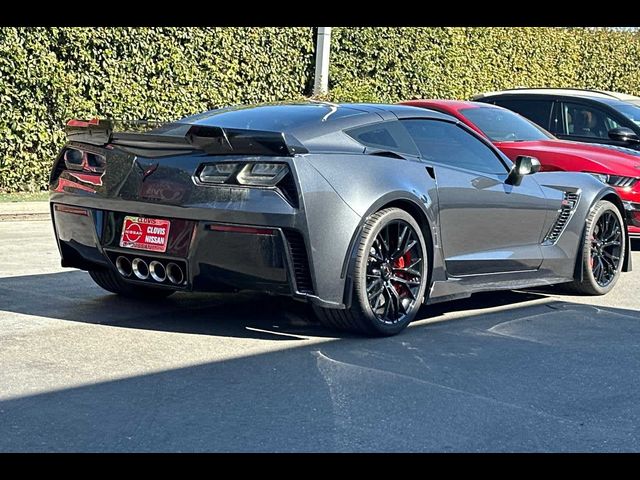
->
xmin=0 ymin=276 xmax=639 ymax=451
xmin=0 ymin=270 xmax=548 ymax=340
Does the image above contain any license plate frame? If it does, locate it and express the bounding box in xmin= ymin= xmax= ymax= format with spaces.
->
xmin=119 ymin=216 xmax=171 ymax=253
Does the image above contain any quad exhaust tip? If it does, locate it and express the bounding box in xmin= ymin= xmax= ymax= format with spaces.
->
xmin=132 ymin=258 xmax=149 ymax=280
xmin=166 ymin=262 xmax=184 ymax=285
xmin=115 ymin=256 xmax=132 ymax=277
xmin=117 ymin=256 xmax=184 ymax=284
xmin=149 ymin=260 xmax=166 ymax=283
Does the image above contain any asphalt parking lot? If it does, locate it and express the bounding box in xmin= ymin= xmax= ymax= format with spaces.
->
xmin=1 ymin=217 xmax=640 ymax=452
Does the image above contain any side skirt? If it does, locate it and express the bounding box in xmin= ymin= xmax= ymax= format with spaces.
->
xmin=426 ymin=269 xmax=572 ymax=305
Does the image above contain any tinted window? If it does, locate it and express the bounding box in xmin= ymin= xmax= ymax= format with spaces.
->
xmin=616 ymin=103 xmax=640 ymax=127
xmin=346 ymin=121 xmax=419 ymax=156
xmin=490 ymin=98 xmax=553 ymax=130
xmin=459 ymin=106 xmax=552 ymax=141
xmin=401 ymin=119 xmax=508 ymax=174
xmin=352 ymin=125 xmax=397 ymax=148
xmin=563 ymin=102 xmax=622 ymax=138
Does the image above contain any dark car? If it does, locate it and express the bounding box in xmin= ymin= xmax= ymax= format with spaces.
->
xmin=50 ymin=102 xmax=630 ymax=336
xmin=402 ymin=99 xmax=640 ymax=236
xmin=473 ymin=88 xmax=640 ymax=150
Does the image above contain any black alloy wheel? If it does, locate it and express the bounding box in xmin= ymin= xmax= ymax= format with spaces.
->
xmin=313 ymin=208 xmax=429 ymax=336
xmin=567 ymin=200 xmax=625 ymax=295
xmin=590 ymin=210 xmax=623 ymax=287
xmin=366 ymin=220 xmax=423 ymax=325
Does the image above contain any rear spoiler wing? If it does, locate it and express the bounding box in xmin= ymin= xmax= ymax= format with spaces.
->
xmin=65 ymin=118 xmax=308 ymax=156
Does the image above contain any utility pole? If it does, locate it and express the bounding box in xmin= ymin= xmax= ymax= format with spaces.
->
xmin=313 ymin=27 xmax=331 ymax=96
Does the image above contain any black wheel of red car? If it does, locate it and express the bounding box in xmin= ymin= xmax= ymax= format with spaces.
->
xmin=314 ymin=208 xmax=428 ymax=336
xmin=89 ymin=269 xmax=176 ymax=299
xmin=568 ymin=200 xmax=625 ymax=295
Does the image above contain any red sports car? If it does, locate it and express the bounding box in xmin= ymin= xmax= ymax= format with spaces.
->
xmin=403 ymin=99 xmax=640 ymax=236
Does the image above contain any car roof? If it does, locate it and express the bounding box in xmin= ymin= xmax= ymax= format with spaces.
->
xmin=347 ymin=103 xmax=454 ymax=120
xmin=472 ymin=88 xmax=640 ymax=105
xmin=404 ymin=99 xmax=502 ymax=111
xmin=182 ymin=101 xmax=452 ymax=142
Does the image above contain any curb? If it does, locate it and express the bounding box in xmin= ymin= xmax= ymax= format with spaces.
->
xmin=0 ymin=202 xmax=50 ymax=222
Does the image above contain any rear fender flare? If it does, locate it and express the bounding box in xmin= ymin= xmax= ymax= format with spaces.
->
xmin=340 ymin=191 xmax=438 ymax=308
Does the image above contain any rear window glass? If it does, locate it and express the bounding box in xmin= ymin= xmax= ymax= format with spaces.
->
xmin=183 ymin=104 xmax=365 ymax=132
xmin=346 ymin=121 xmax=419 ymax=156
xmin=350 ymin=126 xmax=398 ymax=148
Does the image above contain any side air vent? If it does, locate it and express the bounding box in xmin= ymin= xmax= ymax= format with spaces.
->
xmin=282 ymin=229 xmax=314 ymax=294
xmin=543 ymin=191 xmax=580 ymax=245
xmin=276 ymin=172 xmax=299 ymax=208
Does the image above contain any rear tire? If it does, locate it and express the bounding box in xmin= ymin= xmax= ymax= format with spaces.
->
xmin=89 ymin=268 xmax=176 ymax=299
xmin=314 ymin=208 xmax=429 ymax=336
xmin=566 ymin=200 xmax=625 ymax=295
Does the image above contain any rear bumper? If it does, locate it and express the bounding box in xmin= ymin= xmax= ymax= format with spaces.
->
xmin=51 ymin=201 xmax=326 ymax=303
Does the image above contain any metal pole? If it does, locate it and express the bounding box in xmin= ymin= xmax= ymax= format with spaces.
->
xmin=313 ymin=27 xmax=331 ymax=95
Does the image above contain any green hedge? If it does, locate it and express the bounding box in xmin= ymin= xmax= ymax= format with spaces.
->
xmin=3 ymin=27 xmax=640 ymax=193
xmin=0 ymin=27 xmax=315 ymax=192
xmin=328 ymin=27 xmax=640 ymax=102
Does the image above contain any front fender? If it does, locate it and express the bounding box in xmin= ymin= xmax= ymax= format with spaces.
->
xmin=534 ymin=171 xmax=629 ymax=277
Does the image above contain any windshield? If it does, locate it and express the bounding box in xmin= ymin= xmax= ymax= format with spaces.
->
xmin=616 ymin=103 xmax=640 ymax=128
xmin=459 ymin=106 xmax=553 ymax=142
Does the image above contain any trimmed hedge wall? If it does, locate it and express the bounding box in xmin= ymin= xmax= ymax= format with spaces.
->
xmin=2 ymin=27 xmax=640 ymax=192
xmin=328 ymin=27 xmax=640 ymax=102
xmin=0 ymin=27 xmax=315 ymax=192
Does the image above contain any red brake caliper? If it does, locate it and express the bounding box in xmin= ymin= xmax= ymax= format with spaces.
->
xmin=392 ymin=252 xmax=411 ymax=296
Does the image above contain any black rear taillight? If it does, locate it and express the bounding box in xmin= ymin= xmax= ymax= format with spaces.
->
xmin=50 ymin=146 xmax=106 ymax=185
xmin=196 ymin=161 xmax=300 ymax=208
xmin=63 ymin=148 xmax=84 ymax=168
xmin=63 ymin=147 xmax=105 ymax=173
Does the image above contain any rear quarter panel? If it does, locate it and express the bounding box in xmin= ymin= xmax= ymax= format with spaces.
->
xmin=299 ymin=153 xmax=442 ymax=306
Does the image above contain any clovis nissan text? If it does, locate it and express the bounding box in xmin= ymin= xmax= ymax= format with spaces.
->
xmin=49 ymin=102 xmax=631 ymax=336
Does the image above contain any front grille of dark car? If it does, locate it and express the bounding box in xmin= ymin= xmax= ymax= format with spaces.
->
xmin=283 ymin=229 xmax=314 ymax=294
xmin=276 ymin=173 xmax=299 ymax=208
xmin=543 ymin=192 xmax=580 ymax=245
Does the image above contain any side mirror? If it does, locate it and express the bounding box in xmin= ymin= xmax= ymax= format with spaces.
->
xmin=608 ymin=127 xmax=640 ymax=143
xmin=505 ymin=155 xmax=541 ymax=186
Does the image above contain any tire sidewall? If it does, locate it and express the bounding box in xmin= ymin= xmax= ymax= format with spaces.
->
xmin=582 ymin=201 xmax=625 ymax=295
xmin=354 ymin=209 xmax=429 ymax=335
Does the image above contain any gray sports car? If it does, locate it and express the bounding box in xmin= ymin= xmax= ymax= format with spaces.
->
xmin=50 ymin=102 xmax=630 ymax=336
